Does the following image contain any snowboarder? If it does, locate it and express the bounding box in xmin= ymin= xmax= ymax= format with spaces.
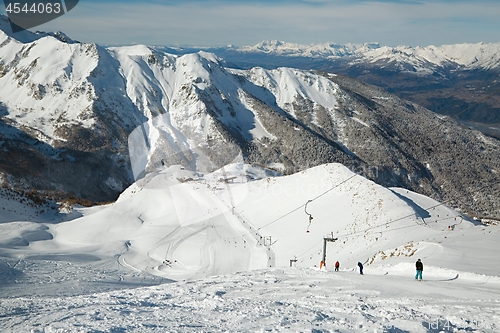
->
xmin=415 ymin=259 xmax=423 ymax=280
xmin=335 ymin=261 xmax=340 ymax=272
xmin=357 ymin=262 xmax=363 ymax=275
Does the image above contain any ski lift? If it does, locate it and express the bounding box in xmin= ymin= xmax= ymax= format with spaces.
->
xmin=305 ymin=200 xmax=313 ymax=233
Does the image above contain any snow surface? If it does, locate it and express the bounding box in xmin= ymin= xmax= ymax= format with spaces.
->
xmin=2 ymin=267 xmax=500 ymax=332
xmin=1 ymin=163 xmax=499 ymax=332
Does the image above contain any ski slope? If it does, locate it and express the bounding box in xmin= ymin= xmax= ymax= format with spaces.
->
xmin=2 ymin=266 xmax=500 ymax=332
xmin=1 ymin=163 xmax=499 ymax=332
xmin=1 ymin=163 xmax=477 ymax=279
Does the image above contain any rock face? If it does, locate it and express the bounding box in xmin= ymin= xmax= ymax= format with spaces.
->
xmin=0 ymin=19 xmax=499 ymax=217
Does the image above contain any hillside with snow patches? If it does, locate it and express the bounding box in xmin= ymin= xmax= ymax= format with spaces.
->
xmin=1 ymin=163 xmax=500 ymax=331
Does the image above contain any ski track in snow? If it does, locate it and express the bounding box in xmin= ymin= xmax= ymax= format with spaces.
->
xmin=1 ymin=163 xmax=500 ymax=332
xmin=1 ymin=268 xmax=499 ymax=332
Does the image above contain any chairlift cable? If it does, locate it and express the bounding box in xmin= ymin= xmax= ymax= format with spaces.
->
xmin=334 ymin=178 xmax=500 ymax=240
xmin=258 ymin=173 xmax=358 ymax=231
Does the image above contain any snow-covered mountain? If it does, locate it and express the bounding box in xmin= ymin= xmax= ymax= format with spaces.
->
xmin=233 ymin=40 xmax=500 ymax=71
xmin=1 ymin=17 xmax=499 ymax=219
xmin=237 ymin=40 xmax=381 ymax=59
xmin=198 ymin=40 xmax=500 ymax=129
xmin=1 ymin=19 xmax=500 ymax=329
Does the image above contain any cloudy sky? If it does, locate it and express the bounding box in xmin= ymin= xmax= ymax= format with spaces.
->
xmin=3 ymin=0 xmax=500 ymax=47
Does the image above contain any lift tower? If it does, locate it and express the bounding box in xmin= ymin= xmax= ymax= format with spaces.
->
xmin=321 ymin=232 xmax=338 ymax=268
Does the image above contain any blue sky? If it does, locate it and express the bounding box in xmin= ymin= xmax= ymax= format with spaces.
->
xmin=2 ymin=0 xmax=500 ymax=47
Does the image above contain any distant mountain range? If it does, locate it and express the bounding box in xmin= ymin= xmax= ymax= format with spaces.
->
xmin=0 ymin=15 xmax=499 ymax=218
xmin=227 ymin=40 xmax=500 ymax=70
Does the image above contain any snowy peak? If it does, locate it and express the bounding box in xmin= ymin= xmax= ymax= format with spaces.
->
xmin=234 ymin=40 xmax=500 ymax=70
xmin=213 ymin=40 xmax=500 ymax=131
xmin=439 ymin=42 xmax=500 ymax=69
xmin=126 ymin=52 xmax=353 ymax=180
xmin=361 ymin=42 xmax=500 ymax=70
xmin=0 ymin=14 xmax=42 ymax=43
xmin=0 ymin=35 xmax=102 ymax=141
xmin=241 ymin=40 xmax=381 ymax=58
xmin=0 ymin=14 xmax=78 ymax=44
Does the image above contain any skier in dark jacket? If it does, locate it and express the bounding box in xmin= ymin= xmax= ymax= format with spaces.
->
xmin=357 ymin=262 xmax=363 ymax=275
xmin=335 ymin=261 xmax=340 ymax=272
xmin=415 ymin=259 xmax=423 ymax=280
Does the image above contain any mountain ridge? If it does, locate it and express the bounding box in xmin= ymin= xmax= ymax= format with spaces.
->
xmin=189 ymin=40 xmax=500 ymax=129
xmin=0 ymin=24 xmax=499 ymax=218
xmin=222 ymin=40 xmax=500 ymax=70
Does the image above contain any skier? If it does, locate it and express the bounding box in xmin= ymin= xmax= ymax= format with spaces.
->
xmin=357 ymin=262 xmax=363 ymax=275
xmin=415 ymin=259 xmax=423 ymax=281
xmin=335 ymin=261 xmax=340 ymax=272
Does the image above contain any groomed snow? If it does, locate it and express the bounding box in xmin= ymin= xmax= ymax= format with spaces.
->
xmin=1 ymin=267 xmax=499 ymax=332
xmin=1 ymin=163 xmax=499 ymax=332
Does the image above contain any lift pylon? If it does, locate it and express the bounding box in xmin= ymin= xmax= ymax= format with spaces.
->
xmin=321 ymin=232 xmax=338 ymax=268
